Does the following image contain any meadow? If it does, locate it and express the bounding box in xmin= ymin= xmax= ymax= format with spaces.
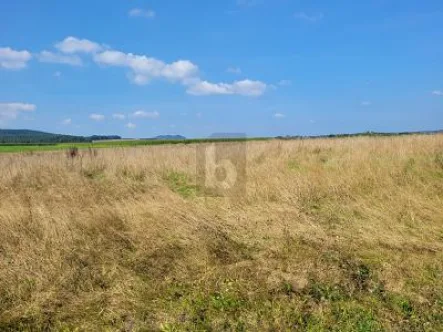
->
xmin=1 ymin=134 xmax=443 ymax=331
xmin=0 ymin=137 xmax=269 ymax=154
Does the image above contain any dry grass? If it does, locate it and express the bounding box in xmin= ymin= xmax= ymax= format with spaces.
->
xmin=1 ymin=135 xmax=443 ymax=331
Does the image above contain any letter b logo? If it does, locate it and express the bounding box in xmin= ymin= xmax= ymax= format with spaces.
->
xmin=196 ymin=138 xmax=246 ymax=197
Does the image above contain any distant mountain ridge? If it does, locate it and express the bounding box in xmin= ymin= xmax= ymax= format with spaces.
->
xmin=0 ymin=129 xmax=120 ymax=144
xmin=276 ymin=130 xmax=443 ymax=140
xmin=1 ymin=128 xmax=442 ymax=144
xmin=151 ymin=135 xmax=186 ymax=140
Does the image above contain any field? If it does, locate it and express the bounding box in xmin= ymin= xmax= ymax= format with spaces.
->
xmin=0 ymin=138 xmax=269 ymax=154
xmin=1 ymin=135 xmax=443 ymax=331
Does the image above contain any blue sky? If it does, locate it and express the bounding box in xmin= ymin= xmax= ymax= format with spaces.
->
xmin=0 ymin=0 xmax=442 ymax=138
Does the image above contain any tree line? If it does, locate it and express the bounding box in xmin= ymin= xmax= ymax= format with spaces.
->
xmin=0 ymin=130 xmax=120 ymax=144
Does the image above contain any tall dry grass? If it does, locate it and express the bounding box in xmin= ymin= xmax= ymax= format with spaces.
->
xmin=1 ymin=135 xmax=443 ymax=330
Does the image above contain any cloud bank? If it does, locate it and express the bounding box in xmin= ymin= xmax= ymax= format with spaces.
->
xmin=0 ymin=103 xmax=36 ymax=121
xmin=89 ymin=113 xmax=105 ymax=121
xmin=187 ymin=80 xmax=267 ymax=96
xmin=4 ymin=36 xmax=268 ymax=97
xmin=55 ymin=37 xmax=103 ymax=54
xmin=0 ymin=47 xmax=32 ymax=69
xmin=38 ymin=51 xmax=83 ymax=66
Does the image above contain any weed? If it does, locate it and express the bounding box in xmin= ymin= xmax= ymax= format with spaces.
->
xmin=81 ymin=164 xmax=106 ymax=179
xmin=288 ymin=159 xmax=302 ymax=171
xmin=331 ymin=304 xmax=382 ymax=332
xmin=164 ymin=171 xmax=196 ymax=198
xmin=119 ymin=166 xmax=146 ymax=182
xmin=307 ymin=282 xmax=347 ymax=302
xmin=210 ymin=292 xmax=245 ymax=312
xmin=204 ymin=227 xmax=252 ymax=264
xmin=66 ymin=146 xmax=79 ymax=159
xmin=435 ymin=152 xmax=443 ymax=170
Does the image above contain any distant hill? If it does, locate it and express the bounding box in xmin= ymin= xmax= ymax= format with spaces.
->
xmin=276 ymin=130 xmax=443 ymax=140
xmin=208 ymin=133 xmax=246 ymax=139
xmin=0 ymin=129 xmax=120 ymax=144
xmin=151 ymin=135 xmax=186 ymax=140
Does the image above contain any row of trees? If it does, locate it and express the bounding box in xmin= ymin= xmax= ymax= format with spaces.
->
xmin=0 ymin=130 xmax=120 ymax=144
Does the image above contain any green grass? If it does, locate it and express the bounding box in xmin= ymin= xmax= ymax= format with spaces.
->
xmin=0 ymin=137 xmax=271 ymax=153
xmin=164 ymin=171 xmax=197 ymax=198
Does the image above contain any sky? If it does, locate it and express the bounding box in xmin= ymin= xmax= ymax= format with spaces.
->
xmin=0 ymin=0 xmax=442 ymax=138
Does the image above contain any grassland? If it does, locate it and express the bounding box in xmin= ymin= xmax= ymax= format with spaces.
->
xmin=0 ymin=137 xmax=270 ymax=154
xmin=1 ymin=135 xmax=443 ymax=331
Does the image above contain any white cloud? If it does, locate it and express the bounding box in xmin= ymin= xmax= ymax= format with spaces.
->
xmin=55 ymin=36 xmax=103 ymax=54
xmin=126 ymin=122 xmax=136 ymax=129
xmin=274 ymin=113 xmax=285 ymax=118
xmin=94 ymin=50 xmax=199 ymax=85
xmin=129 ymin=73 xmax=150 ymax=85
xmin=129 ymin=8 xmax=156 ymax=19
xmin=228 ymin=79 xmax=267 ymax=96
xmin=432 ymin=90 xmax=443 ymax=96
xmin=187 ymin=81 xmax=229 ymax=95
xmin=0 ymin=103 xmax=36 ymax=121
xmin=227 ymin=67 xmax=242 ymax=74
xmin=49 ymin=36 xmax=268 ymax=97
xmin=0 ymin=47 xmax=32 ymax=70
xmin=278 ymin=80 xmax=292 ymax=86
xmin=62 ymin=118 xmax=72 ymax=125
xmin=294 ymin=12 xmax=324 ymax=23
xmin=89 ymin=113 xmax=105 ymax=121
xmin=112 ymin=113 xmax=126 ymax=120
xmin=38 ymin=51 xmax=83 ymax=66
xmin=361 ymin=101 xmax=372 ymax=107
xmin=132 ymin=110 xmax=160 ymax=119
xmin=162 ymin=60 xmax=199 ymax=82
xmin=187 ymin=79 xmax=267 ymax=96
